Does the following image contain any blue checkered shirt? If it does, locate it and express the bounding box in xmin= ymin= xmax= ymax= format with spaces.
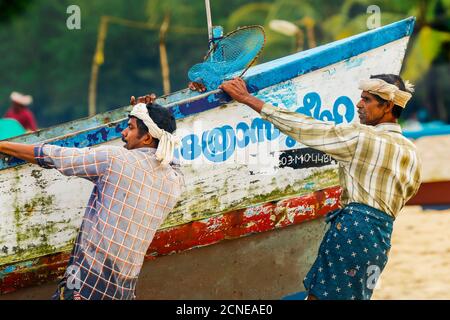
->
xmin=34 ymin=144 xmax=184 ymax=299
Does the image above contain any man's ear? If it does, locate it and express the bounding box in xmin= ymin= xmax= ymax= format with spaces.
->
xmin=384 ymin=101 xmax=394 ymax=115
xmin=142 ymin=133 xmax=153 ymax=146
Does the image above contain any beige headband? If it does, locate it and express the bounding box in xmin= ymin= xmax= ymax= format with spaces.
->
xmin=358 ymin=78 xmax=414 ymax=108
xmin=129 ymin=103 xmax=180 ymax=166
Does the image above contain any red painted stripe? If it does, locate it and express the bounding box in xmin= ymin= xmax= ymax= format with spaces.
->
xmin=147 ymin=186 xmax=342 ymax=256
xmin=407 ymin=181 xmax=450 ymax=205
xmin=0 ymin=186 xmax=342 ymax=295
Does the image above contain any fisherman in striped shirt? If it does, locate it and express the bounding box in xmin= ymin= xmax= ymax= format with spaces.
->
xmin=0 ymin=94 xmax=184 ymax=300
xmin=219 ymin=74 xmax=421 ymax=300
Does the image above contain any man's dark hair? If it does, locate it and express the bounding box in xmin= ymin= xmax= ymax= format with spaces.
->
xmin=369 ymin=74 xmax=411 ymax=119
xmin=129 ymin=103 xmax=176 ymax=145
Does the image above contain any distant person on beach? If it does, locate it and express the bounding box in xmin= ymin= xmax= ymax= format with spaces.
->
xmin=215 ymin=74 xmax=422 ymax=300
xmin=3 ymin=91 xmax=38 ymax=131
xmin=0 ymin=93 xmax=184 ymax=300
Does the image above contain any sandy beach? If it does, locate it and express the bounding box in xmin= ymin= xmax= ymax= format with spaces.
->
xmin=371 ymin=135 xmax=450 ymax=299
xmin=1 ymin=137 xmax=448 ymax=300
xmin=372 ymin=205 xmax=450 ymax=300
xmin=414 ymin=135 xmax=450 ymax=183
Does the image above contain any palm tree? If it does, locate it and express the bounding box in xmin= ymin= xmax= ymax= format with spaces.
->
xmin=225 ymin=1 xmax=329 ymax=61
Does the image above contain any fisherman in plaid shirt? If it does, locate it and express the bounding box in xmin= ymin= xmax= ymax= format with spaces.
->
xmin=0 ymin=94 xmax=184 ymax=300
xmin=217 ymin=74 xmax=421 ymax=300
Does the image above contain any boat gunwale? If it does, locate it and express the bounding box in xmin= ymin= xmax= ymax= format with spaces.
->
xmin=0 ymin=17 xmax=415 ymax=171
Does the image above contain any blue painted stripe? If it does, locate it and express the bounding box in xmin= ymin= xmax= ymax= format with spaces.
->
xmin=282 ymin=291 xmax=308 ymax=300
xmin=0 ymin=18 xmax=415 ymax=171
xmin=403 ymin=126 xmax=450 ymax=139
xmin=5 ymin=107 xmax=132 ymax=145
xmin=421 ymin=205 xmax=450 ymax=211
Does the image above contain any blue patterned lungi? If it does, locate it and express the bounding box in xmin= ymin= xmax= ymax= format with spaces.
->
xmin=303 ymin=202 xmax=394 ymax=300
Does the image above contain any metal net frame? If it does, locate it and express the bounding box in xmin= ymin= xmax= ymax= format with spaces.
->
xmin=188 ymin=25 xmax=266 ymax=90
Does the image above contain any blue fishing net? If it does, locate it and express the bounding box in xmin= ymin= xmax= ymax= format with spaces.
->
xmin=188 ymin=26 xmax=265 ymax=91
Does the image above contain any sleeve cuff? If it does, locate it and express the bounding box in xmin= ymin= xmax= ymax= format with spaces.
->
xmin=260 ymin=103 xmax=279 ymax=120
xmin=34 ymin=143 xmax=51 ymax=168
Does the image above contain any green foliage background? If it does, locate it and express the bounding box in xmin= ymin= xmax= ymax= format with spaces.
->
xmin=0 ymin=0 xmax=449 ymax=128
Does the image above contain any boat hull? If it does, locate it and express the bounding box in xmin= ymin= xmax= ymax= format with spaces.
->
xmin=0 ymin=18 xmax=415 ymax=296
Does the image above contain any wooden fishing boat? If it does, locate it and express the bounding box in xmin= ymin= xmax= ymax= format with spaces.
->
xmin=405 ymin=132 xmax=450 ymax=208
xmin=0 ymin=17 xmax=415 ymax=299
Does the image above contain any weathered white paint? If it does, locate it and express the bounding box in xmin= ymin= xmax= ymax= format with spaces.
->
xmin=0 ymin=37 xmax=409 ymax=265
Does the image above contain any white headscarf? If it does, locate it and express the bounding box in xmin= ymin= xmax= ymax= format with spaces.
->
xmin=129 ymin=103 xmax=180 ymax=166
xmin=358 ymin=78 xmax=414 ymax=108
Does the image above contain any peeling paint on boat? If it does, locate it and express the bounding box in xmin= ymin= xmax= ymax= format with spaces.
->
xmin=0 ymin=18 xmax=415 ymax=293
xmin=0 ymin=185 xmax=342 ymax=294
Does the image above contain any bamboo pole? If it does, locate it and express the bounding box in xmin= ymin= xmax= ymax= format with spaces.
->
xmin=88 ymin=16 xmax=109 ymax=117
xmin=88 ymin=15 xmax=205 ymax=115
xmin=159 ymin=14 xmax=171 ymax=95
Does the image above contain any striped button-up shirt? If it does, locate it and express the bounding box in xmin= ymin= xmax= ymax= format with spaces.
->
xmin=261 ymin=103 xmax=421 ymax=218
xmin=34 ymin=144 xmax=184 ymax=299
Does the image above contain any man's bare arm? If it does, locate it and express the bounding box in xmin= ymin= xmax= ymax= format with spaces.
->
xmin=0 ymin=142 xmax=37 ymax=164
xmin=0 ymin=92 xmax=157 ymax=167
xmin=219 ymin=78 xmax=264 ymax=113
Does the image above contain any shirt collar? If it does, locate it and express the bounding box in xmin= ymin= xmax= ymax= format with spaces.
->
xmin=136 ymin=147 xmax=157 ymax=154
xmin=135 ymin=147 xmax=180 ymax=166
xmin=373 ymin=122 xmax=402 ymax=134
